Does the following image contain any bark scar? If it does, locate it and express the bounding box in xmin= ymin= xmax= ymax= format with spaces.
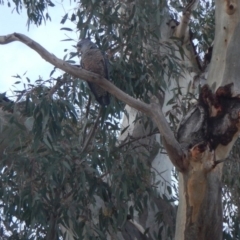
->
xmin=187 ymin=143 xmax=214 ymax=223
xmin=225 ymin=0 xmax=237 ymax=15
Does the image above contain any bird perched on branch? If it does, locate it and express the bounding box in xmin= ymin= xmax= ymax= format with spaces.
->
xmin=77 ymin=39 xmax=110 ymax=106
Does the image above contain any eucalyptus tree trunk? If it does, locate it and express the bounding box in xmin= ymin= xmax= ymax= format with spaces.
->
xmin=120 ymin=1 xmax=240 ymax=240
xmin=175 ymin=1 xmax=240 ymax=239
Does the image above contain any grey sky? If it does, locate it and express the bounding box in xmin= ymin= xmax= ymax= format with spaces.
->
xmin=0 ymin=1 xmax=78 ymax=96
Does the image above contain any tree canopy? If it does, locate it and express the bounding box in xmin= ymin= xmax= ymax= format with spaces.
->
xmin=0 ymin=0 xmax=240 ymax=240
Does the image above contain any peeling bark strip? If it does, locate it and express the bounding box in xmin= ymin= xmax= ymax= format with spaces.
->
xmin=182 ymin=167 xmax=223 ymax=240
xmin=178 ymin=84 xmax=240 ymax=154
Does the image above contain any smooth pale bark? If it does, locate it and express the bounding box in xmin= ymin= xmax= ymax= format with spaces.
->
xmin=117 ymin=7 xmax=201 ymax=238
xmin=208 ymin=0 xmax=240 ymax=93
xmin=119 ymin=104 xmax=174 ymax=226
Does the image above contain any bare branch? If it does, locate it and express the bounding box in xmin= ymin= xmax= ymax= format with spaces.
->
xmin=150 ymin=98 xmax=186 ymax=170
xmin=0 ymin=32 xmax=185 ymax=170
xmin=0 ymin=34 xmax=18 ymax=44
xmin=211 ymin=158 xmax=229 ymax=169
xmin=0 ymin=33 xmax=149 ymax=114
xmin=118 ymin=129 xmax=160 ymax=149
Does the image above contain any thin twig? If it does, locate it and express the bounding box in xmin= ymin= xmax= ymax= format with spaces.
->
xmin=82 ymin=96 xmax=92 ymax=145
xmin=118 ymin=129 xmax=160 ymax=149
xmin=212 ymin=158 xmax=228 ymax=169
xmin=81 ymin=107 xmax=102 ymax=154
xmin=48 ymin=73 xmax=72 ymax=98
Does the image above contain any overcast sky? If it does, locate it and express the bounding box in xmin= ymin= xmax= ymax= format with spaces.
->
xmin=0 ymin=1 xmax=78 ymax=97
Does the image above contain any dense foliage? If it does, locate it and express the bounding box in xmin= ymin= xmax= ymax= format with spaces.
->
xmin=1 ymin=0 xmax=240 ymax=239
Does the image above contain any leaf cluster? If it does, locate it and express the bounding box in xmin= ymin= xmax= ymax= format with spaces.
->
xmin=0 ymin=0 xmax=218 ymax=239
xmin=0 ymin=69 xmax=163 ymax=239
